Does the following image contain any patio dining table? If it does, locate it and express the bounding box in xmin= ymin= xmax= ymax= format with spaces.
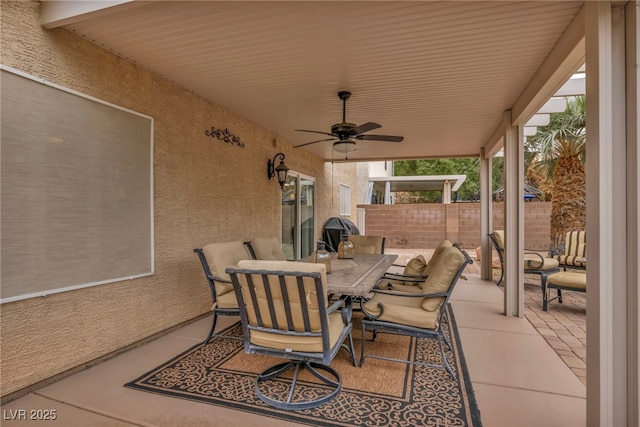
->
xmin=322 ymin=253 xmax=398 ymax=297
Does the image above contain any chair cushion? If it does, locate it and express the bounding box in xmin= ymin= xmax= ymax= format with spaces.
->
xmin=559 ymin=255 xmax=587 ymax=268
xmin=493 ymin=230 xmax=505 ymax=250
xmin=423 ymin=240 xmax=453 ymax=276
xmin=249 ymin=311 xmax=345 ymax=353
xmin=203 ymin=241 xmax=252 ymax=296
xmin=216 ymin=288 xmax=239 ymax=309
xmin=353 ymin=245 xmax=376 ymax=254
xmin=363 ymin=293 xmax=440 ymax=329
xmin=250 ymin=236 xmax=287 ymax=260
xmin=547 ymin=271 xmax=586 ymax=290
xmin=235 ymin=259 xmax=329 ymax=330
xmin=404 ymin=255 xmax=427 ymax=277
xmin=421 ymin=247 xmax=464 ymax=311
xmin=524 ymin=255 xmax=560 ymax=270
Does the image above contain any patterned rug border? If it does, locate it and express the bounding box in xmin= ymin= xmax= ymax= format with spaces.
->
xmin=125 ymin=304 xmax=482 ymax=426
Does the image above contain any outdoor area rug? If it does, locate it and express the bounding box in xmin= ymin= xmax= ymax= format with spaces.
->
xmin=125 ymin=304 xmax=482 ymax=426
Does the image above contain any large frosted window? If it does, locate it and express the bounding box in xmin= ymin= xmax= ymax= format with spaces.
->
xmin=1 ymin=67 xmax=154 ymax=303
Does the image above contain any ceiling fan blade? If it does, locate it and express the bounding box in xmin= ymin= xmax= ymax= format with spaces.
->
xmin=354 ymin=122 xmax=381 ymax=134
xmin=295 ymin=129 xmax=335 ymax=137
xmin=294 ymin=137 xmax=337 ymax=148
xmin=355 ymin=134 xmax=404 ymax=142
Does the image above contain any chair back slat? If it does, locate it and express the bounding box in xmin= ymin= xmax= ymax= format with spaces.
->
xmin=244 ymin=274 xmax=265 ymax=328
xmin=227 ymin=261 xmax=330 ymax=345
xmin=295 ymin=275 xmax=313 ymax=332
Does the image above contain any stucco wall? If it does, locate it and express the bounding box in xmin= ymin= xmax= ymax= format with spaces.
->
xmin=0 ymin=2 xmax=358 ymax=397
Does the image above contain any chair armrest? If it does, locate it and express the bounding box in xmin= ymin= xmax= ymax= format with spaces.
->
xmin=381 ymin=272 xmax=429 ymax=282
xmin=368 ymin=288 xmax=448 ymax=299
xmin=327 ymin=295 xmax=352 ymax=325
xmin=208 ymin=274 xmax=232 ymax=284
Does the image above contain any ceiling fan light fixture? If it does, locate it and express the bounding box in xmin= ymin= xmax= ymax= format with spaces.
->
xmin=333 ymin=140 xmax=356 ymax=154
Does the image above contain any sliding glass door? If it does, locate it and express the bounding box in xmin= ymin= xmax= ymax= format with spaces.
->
xmin=281 ymin=172 xmax=315 ymax=260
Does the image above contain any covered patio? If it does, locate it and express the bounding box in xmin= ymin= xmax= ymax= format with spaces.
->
xmin=2 ymin=251 xmax=586 ymax=426
xmin=1 ymin=2 xmax=638 ymax=425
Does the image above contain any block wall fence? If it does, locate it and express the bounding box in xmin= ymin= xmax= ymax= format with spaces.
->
xmin=357 ymin=201 xmax=553 ymax=251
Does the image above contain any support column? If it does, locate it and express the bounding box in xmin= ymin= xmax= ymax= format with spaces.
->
xmin=503 ymin=111 xmax=525 ymax=317
xmin=585 ymin=2 xmax=639 ymax=425
xmin=480 ymin=148 xmax=493 ymax=281
xmin=443 ymin=180 xmax=452 ymax=204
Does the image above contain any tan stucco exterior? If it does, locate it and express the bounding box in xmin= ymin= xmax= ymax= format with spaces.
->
xmin=0 ymin=2 xmax=359 ymax=397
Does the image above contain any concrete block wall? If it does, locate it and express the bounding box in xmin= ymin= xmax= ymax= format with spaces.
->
xmin=358 ymin=201 xmax=553 ymax=250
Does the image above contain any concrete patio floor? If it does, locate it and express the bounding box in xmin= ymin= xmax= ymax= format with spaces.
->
xmin=2 ymin=248 xmax=586 ymax=427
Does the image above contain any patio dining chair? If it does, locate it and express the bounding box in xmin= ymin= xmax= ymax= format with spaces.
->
xmin=226 ymin=260 xmax=356 ymax=410
xmin=360 ymin=245 xmax=473 ymax=379
xmin=488 ymin=230 xmax=560 ymax=287
xmin=348 ymin=235 xmax=386 ymax=254
xmin=193 ymin=241 xmax=252 ymax=343
xmin=245 ymin=236 xmax=288 ymax=261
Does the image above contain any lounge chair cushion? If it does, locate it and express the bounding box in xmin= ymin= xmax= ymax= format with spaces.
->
xmin=547 ymin=271 xmax=586 ymax=290
xmin=525 ymin=255 xmax=560 ymax=270
xmin=421 ymin=247 xmax=464 ymax=311
xmin=493 ymin=231 xmax=559 ymax=271
xmin=560 ymin=231 xmax=586 ymax=267
xmin=203 ymin=241 xmax=251 ymax=297
xmin=250 ymin=236 xmax=287 ymax=260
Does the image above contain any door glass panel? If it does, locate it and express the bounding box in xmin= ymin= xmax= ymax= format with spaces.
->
xmin=300 ymin=178 xmax=315 ymax=259
xmin=281 ymin=173 xmax=315 ymax=260
xmin=281 ymin=175 xmax=297 ymax=260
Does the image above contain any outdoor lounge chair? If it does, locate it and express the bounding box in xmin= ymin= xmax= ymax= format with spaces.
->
xmin=488 ymin=230 xmax=560 ymax=287
xmin=245 ymin=236 xmax=288 ymax=261
xmin=542 ymin=271 xmax=587 ymax=311
xmin=551 ymin=231 xmax=586 ymax=271
xmin=193 ymin=241 xmax=252 ymax=343
xmin=360 ymin=245 xmax=472 ymax=379
xmin=226 ymin=260 xmax=356 ymax=410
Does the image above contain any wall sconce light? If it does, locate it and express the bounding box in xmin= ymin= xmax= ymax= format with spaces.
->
xmin=267 ymin=152 xmax=289 ymax=189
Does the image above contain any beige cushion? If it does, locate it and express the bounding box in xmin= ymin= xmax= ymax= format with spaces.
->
xmin=203 ymin=241 xmax=252 ymax=297
xmin=250 ymin=236 xmax=287 ymax=261
xmin=353 ymin=245 xmax=376 ymax=255
xmin=524 ymin=255 xmax=559 ymax=270
xmin=235 ymin=259 xmax=328 ymax=327
xmin=547 ymin=271 xmax=586 ymax=290
xmin=250 ymin=311 xmax=345 ymax=353
xmin=559 ymin=232 xmax=586 ymax=268
xmin=493 ymin=230 xmax=505 ymax=250
xmin=375 ymin=255 xmax=427 ymax=291
xmin=423 ymin=240 xmax=453 ymax=276
xmin=363 ymin=293 xmax=440 ymax=329
xmin=349 ymin=235 xmax=384 ymax=254
xmin=404 ymin=255 xmax=427 ymax=277
xmin=421 ymin=247 xmax=464 ymax=311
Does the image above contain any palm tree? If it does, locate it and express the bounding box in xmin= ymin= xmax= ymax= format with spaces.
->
xmin=525 ymin=96 xmax=586 ymax=247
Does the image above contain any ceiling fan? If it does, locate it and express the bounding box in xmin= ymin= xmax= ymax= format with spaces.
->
xmin=294 ymin=91 xmax=404 ymax=155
